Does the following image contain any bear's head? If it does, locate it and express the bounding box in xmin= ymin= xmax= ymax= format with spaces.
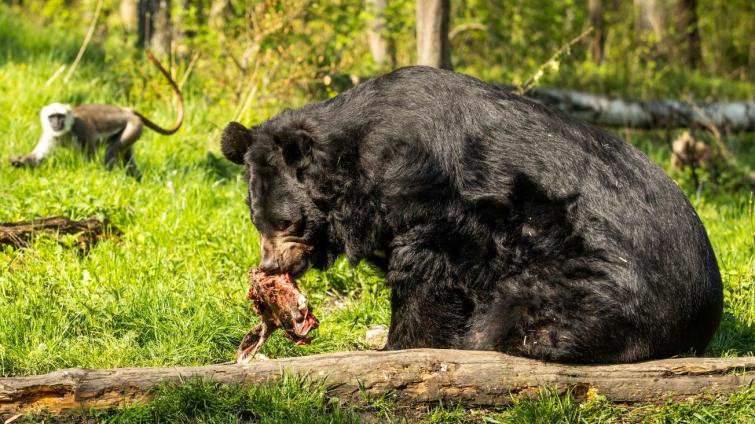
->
xmin=221 ymin=120 xmax=333 ymax=277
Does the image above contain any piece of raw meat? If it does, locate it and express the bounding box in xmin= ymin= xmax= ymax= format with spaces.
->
xmin=236 ymin=268 xmax=319 ymax=364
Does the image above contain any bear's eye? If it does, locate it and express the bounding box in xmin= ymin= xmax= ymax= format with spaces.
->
xmin=277 ymin=220 xmax=293 ymax=231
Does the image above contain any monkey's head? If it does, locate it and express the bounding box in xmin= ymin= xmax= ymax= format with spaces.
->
xmin=41 ymin=103 xmax=73 ymax=136
xmin=221 ymin=120 xmax=336 ymax=278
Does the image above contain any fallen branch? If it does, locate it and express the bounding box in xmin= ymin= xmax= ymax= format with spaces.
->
xmin=1 ymin=349 xmax=753 ymax=419
xmin=514 ymin=87 xmax=755 ymax=131
xmin=0 ymin=216 xmax=119 ymax=251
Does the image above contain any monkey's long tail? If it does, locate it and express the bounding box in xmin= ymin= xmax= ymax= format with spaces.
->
xmin=134 ymin=51 xmax=184 ymax=136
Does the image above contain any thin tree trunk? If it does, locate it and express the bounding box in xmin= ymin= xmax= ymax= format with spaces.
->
xmin=633 ymin=0 xmax=666 ymax=62
xmin=151 ymin=0 xmax=171 ymax=55
xmin=416 ymin=0 xmax=452 ymax=70
xmin=634 ymin=0 xmax=664 ymax=39
xmin=588 ymin=0 xmax=605 ymax=64
xmin=137 ymin=0 xmax=171 ymax=54
xmin=119 ymin=0 xmax=138 ymax=33
xmin=1 ymin=350 xmax=753 ymax=419
xmin=367 ymin=0 xmax=392 ymax=67
xmin=138 ymin=0 xmax=152 ymax=49
xmin=676 ymin=0 xmax=702 ymax=68
xmin=209 ymin=0 xmax=231 ymax=32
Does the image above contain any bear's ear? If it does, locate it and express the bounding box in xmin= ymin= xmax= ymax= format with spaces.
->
xmin=275 ymin=128 xmax=313 ymax=169
xmin=221 ymin=122 xmax=254 ymax=164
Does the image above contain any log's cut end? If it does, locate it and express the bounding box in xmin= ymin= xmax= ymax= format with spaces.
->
xmin=0 ymin=368 xmax=147 ymax=418
xmin=1 ymin=350 xmax=754 ymax=419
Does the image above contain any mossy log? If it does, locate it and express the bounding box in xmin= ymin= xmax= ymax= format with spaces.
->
xmin=1 ymin=349 xmax=754 ymax=419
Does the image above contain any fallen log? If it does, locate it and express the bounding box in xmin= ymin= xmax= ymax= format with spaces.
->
xmin=518 ymin=87 xmax=755 ymax=131
xmin=0 ymin=216 xmax=118 ymax=251
xmin=1 ymin=349 xmax=753 ymax=419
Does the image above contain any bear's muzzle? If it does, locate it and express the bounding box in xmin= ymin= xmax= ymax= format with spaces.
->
xmin=258 ymin=233 xmax=314 ymax=278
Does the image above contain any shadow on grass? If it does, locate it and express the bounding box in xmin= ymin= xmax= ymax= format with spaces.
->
xmin=95 ymin=377 xmax=360 ymax=424
xmin=707 ymin=312 xmax=755 ymax=357
xmin=195 ymin=152 xmax=240 ymax=183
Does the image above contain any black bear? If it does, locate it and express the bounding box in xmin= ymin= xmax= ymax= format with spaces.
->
xmin=221 ymin=66 xmax=723 ymax=363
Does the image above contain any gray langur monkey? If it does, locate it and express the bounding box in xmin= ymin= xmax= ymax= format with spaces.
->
xmin=9 ymin=52 xmax=183 ymax=179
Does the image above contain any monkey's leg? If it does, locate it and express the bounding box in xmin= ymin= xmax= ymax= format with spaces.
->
xmin=101 ymin=131 xmax=124 ymax=168
xmin=104 ymin=121 xmax=142 ymax=172
xmin=103 ymin=142 xmax=122 ymax=171
xmin=82 ymin=139 xmax=98 ymax=160
xmin=123 ymin=147 xmax=142 ymax=180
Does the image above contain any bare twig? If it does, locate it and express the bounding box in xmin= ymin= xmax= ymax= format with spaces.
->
xmin=64 ymin=0 xmax=104 ymax=83
xmin=178 ymin=52 xmax=201 ymax=89
xmin=224 ymin=43 xmax=250 ymax=74
xmin=234 ymin=59 xmax=263 ymax=122
xmin=685 ymin=98 xmax=735 ymax=163
xmin=518 ymin=27 xmax=594 ymax=95
xmin=449 ymin=22 xmax=486 ymax=40
xmin=44 ymin=64 xmax=67 ymax=87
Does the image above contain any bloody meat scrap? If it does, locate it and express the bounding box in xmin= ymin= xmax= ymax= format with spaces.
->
xmin=236 ymin=268 xmax=319 ymax=363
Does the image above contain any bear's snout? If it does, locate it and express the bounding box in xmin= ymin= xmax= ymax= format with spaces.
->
xmin=259 ymin=233 xmax=313 ymax=277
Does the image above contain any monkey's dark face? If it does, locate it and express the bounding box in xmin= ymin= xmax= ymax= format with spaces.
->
xmin=221 ymin=121 xmax=332 ymax=277
xmin=48 ymin=113 xmax=68 ymax=132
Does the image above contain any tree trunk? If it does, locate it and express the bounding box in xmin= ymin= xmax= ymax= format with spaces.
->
xmin=517 ymin=87 xmax=755 ymax=131
xmin=119 ymin=0 xmax=138 ymax=33
xmin=137 ymin=0 xmax=171 ymax=55
xmin=209 ymin=0 xmax=231 ymax=32
xmin=633 ymin=0 xmax=664 ymax=39
xmin=151 ymin=0 xmax=171 ymax=55
xmin=588 ymin=0 xmax=605 ymax=64
xmin=676 ymin=0 xmax=702 ymax=68
xmin=367 ymin=0 xmax=393 ymax=67
xmin=1 ymin=350 xmax=753 ymax=419
xmin=416 ymin=0 xmax=452 ymax=70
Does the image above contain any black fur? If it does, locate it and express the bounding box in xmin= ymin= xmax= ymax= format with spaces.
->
xmin=222 ymin=66 xmax=723 ymax=363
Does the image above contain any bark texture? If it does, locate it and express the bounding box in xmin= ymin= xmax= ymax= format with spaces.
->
xmin=137 ymin=0 xmax=171 ymax=54
xmin=367 ymin=0 xmax=392 ymax=67
xmin=676 ymin=0 xmax=702 ymax=68
xmin=1 ymin=350 xmax=753 ymax=419
xmin=588 ymin=0 xmax=605 ymax=64
xmin=416 ymin=0 xmax=452 ymax=70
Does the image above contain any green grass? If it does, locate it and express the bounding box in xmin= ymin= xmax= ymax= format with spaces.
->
xmin=1 ymin=5 xmax=754 ymax=423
